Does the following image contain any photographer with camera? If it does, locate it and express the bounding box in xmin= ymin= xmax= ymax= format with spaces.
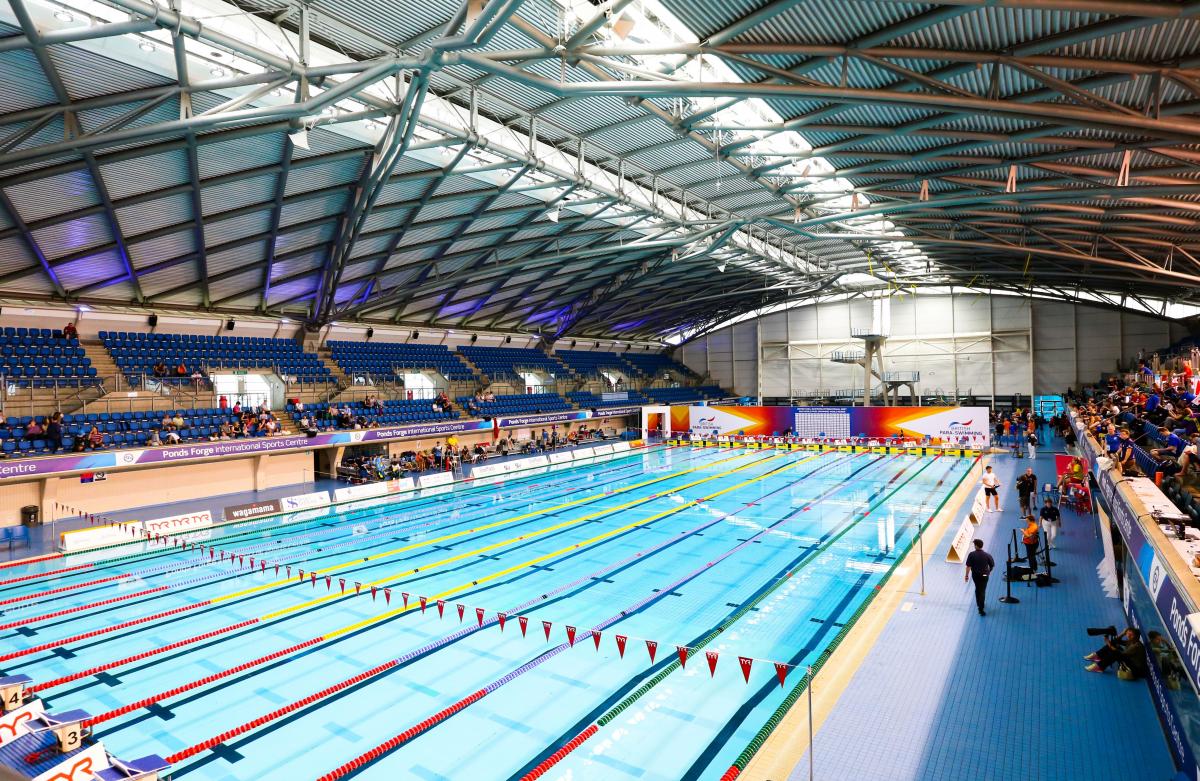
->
xmin=1084 ymin=626 xmax=1148 ymax=680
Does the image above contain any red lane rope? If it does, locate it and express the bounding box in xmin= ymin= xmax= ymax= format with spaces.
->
xmin=0 ymin=553 xmax=63 ymax=570
xmin=315 ymin=690 xmax=488 ymax=781
xmin=31 ymin=617 xmax=259 ymax=692
xmin=0 ymin=586 xmax=169 ymax=631
xmin=0 ymin=571 xmax=144 ymax=606
xmin=165 ymin=659 xmax=404 ymax=764
xmin=82 ymin=635 xmax=325 ymax=724
xmin=0 ymin=562 xmax=95 ymax=587
xmin=0 ymin=601 xmax=213 ymax=663
xmin=521 ymin=726 xmax=600 ymax=781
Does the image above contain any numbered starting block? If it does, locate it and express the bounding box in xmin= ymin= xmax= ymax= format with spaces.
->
xmin=0 ymin=702 xmax=169 ymax=781
xmin=0 ymin=675 xmax=32 ymax=713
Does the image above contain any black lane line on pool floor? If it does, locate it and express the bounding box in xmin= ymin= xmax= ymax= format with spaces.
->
xmin=505 ymin=453 xmax=929 ymax=779
xmin=34 ymin=452 xmax=781 ymax=702
xmin=87 ymin=453 xmax=833 ymax=762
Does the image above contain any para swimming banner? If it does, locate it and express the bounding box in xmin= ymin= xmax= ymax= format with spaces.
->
xmin=670 ymin=405 xmax=989 ymax=443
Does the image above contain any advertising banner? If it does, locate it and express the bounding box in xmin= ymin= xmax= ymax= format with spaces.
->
xmin=143 ymin=509 xmax=214 ymax=536
xmin=496 ymin=411 xmax=591 ymax=428
xmin=224 ymin=499 xmax=283 ymax=522
xmin=671 ymin=405 xmax=990 ymax=443
xmin=280 ymin=491 xmax=330 ymax=511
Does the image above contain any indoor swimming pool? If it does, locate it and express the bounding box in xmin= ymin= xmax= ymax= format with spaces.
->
xmin=0 ymin=445 xmax=972 ymax=780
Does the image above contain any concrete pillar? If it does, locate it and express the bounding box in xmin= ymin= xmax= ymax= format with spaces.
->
xmin=40 ymin=476 xmax=60 ymax=522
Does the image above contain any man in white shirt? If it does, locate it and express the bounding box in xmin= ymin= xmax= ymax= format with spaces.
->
xmin=982 ymin=465 xmax=1001 ymax=512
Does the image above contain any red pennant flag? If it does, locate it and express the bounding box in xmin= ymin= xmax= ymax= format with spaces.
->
xmin=298 ymin=568 xmax=305 ymax=580
xmin=707 ymin=651 xmax=720 ymax=677
xmin=275 ymin=564 xmax=280 ymax=575
xmin=239 ymin=556 xmax=244 ymax=567
xmin=738 ymin=656 xmax=753 ymax=683
xmin=371 ymin=586 xmax=378 ymax=601
xmin=457 ymin=603 xmax=465 ymax=622
xmin=677 ymin=646 xmax=688 ymax=668
xmin=248 ymin=557 xmax=254 ymax=569
xmin=519 ymin=615 xmax=529 ymax=637
xmin=497 ymin=613 xmax=507 ymax=632
xmin=209 ymin=548 xmax=215 ymax=559
xmin=646 ymin=640 xmax=658 ymax=663
xmin=324 ymin=575 xmax=332 ymax=591
xmin=543 ymin=620 xmax=552 ymax=641
xmin=354 ymin=582 xmax=361 ymax=595
xmin=419 ymin=596 xmax=428 ymax=613
xmin=566 ymin=626 xmax=577 ymax=646
xmin=437 ymin=599 xmax=446 ymax=618
xmin=476 ymin=607 xmax=485 ymax=627
xmin=593 ymin=630 xmax=602 ymax=650
xmin=286 ymin=566 xmax=292 ymax=578
xmin=310 ymin=573 xmax=317 ymax=587
xmin=774 ymin=662 xmax=789 ymax=688
xmin=261 ymin=561 xmax=267 ymax=572
xmin=616 ymin=634 xmax=628 ymax=658
xmin=220 ymin=551 xmax=226 ymax=561
xmin=402 ymin=592 xmax=410 ymax=609
xmin=384 ymin=588 xmax=392 ymax=605
xmin=338 ymin=578 xmax=346 ymax=594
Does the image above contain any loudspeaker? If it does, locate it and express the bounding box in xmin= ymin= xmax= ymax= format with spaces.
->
xmin=470 ymin=334 xmax=478 ymax=343
xmin=148 ymin=314 xmax=158 ymax=327
xmin=366 ymin=327 xmax=374 ymax=339
xmin=225 ymin=319 xmax=235 ymax=331
xmin=570 ymin=340 xmax=576 ymax=348
xmin=411 ymin=331 xmax=419 ymax=340
xmin=505 ymin=336 xmax=511 ymax=344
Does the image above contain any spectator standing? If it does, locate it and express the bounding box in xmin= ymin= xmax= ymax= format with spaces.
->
xmin=45 ymin=412 xmax=63 ymax=452
xmin=1026 ymin=429 xmax=1038 ymax=460
xmin=963 ymin=539 xmax=995 ymax=616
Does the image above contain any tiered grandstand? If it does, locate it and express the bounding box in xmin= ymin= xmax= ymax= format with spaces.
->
xmin=0 ymin=328 xmax=97 ymax=387
xmin=287 ymin=399 xmax=459 ymax=431
xmin=457 ymin=346 xmax=563 ymax=381
xmin=458 ymin=392 xmax=572 ymax=417
xmin=327 ymin=341 xmax=475 ymax=382
xmin=101 ymin=332 xmax=333 ymax=386
xmin=553 ymin=350 xmax=637 ymax=379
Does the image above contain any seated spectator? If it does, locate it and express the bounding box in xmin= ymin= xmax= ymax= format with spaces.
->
xmin=153 ymin=360 xmax=169 ymax=378
xmin=147 ymin=429 xmax=162 ymax=447
xmin=1085 ymin=627 xmax=1147 ymax=679
xmin=86 ymin=425 xmax=104 ymax=450
xmin=171 ymin=413 xmax=185 ymax=430
xmin=63 ymin=321 xmax=78 ymax=340
xmin=473 ymin=443 xmax=486 ymax=460
xmin=175 ymin=361 xmax=188 ymax=377
xmin=23 ymin=417 xmax=45 ymax=441
xmin=1151 ymin=427 xmax=1186 ymax=461
xmin=164 ymin=428 xmax=181 ymax=444
xmin=45 ymin=412 xmax=63 ymax=452
xmin=232 ymin=401 xmax=242 ymax=415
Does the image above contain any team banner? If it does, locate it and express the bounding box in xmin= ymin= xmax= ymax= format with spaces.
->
xmin=671 ymin=405 xmax=989 ymax=443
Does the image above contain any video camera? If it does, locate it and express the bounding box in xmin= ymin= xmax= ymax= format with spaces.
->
xmin=1086 ymin=625 xmax=1118 ymax=639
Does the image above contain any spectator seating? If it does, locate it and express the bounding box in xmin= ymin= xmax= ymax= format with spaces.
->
xmin=100 ymin=331 xmax=332 ymax=385
xmin=457 ymin=346 xmax=562 ymax=381
xmin=696 ymin=384 xmax=733 ymax=399
xmin=288 ymin=400 xmax=457 ymax=431
xmin=554 ymin=350 xmax=637 ymax=379
xmin=642 ymin=387 xmax=714 ymax=405
xmin=327 ymin=341 xmax=475 ymax=382
xmin=0 ymin=327 xmax=97 ymax=387
xmin=567 ymin=390 xmax=648 ymax=409
xmin=623 ymin=352 xmax=695 ymax=379
xmin=457 ymin=392 xmax=571 ymax=417
xmin=0 ymin=407 xmax=259 ymax=457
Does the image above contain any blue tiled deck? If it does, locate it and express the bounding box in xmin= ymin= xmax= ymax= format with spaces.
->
xmin=790 ymin=444 xmax=1176 ymax=781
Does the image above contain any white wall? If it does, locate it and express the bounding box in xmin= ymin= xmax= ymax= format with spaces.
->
xmin=679 ymin=293 xmax=1190 ymax=399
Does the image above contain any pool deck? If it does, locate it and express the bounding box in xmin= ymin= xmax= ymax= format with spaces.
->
xmin=745 ymin=444 xmax=1176 ymax=781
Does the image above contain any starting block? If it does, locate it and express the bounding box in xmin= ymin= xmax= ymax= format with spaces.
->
xmin=0 ymin=675 xmax=31 ymax=713
xmin=0 ymin=702 xmax=170 ymax=781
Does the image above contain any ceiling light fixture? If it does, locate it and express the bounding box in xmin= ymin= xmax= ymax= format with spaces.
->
xmin=53 ymin=9 xmax=73 ymax=21
xmin=716 ymin=262 xmax=727 ymax=273
xmin=138 ymin=40 xmax=155 ymax=52
xmin=210 ymin=66 xmax=226 ymax=77
xmin=288 ymin=129 xmax=310 ymax=149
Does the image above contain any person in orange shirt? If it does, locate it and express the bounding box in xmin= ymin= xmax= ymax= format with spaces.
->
xmin=1022 ymin=516 xmax=1041 ymax=574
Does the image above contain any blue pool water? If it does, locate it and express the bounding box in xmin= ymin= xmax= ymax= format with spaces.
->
xmin=0 ymin=446 xmax=970 ymax=780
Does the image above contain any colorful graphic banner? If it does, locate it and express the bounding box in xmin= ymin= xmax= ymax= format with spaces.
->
xmin=670 ymin=405 xmax=989 ymax=443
